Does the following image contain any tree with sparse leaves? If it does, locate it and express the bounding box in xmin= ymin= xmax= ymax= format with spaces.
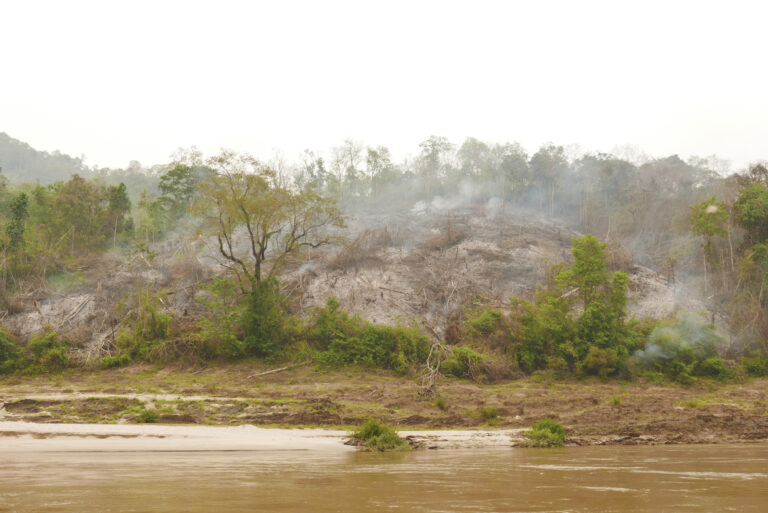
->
xmin=194 ymin=151 xmax=345 ymax=294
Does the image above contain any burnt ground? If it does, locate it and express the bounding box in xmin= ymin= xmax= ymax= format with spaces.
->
xmin=1 ymin=204 xmax=708 ymax=362
xmin=2 ymin=364 xmax=767 ymax=446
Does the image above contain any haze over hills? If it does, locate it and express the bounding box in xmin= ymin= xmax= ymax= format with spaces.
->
xmin=0 ymin=132 xmax=91 ymax=184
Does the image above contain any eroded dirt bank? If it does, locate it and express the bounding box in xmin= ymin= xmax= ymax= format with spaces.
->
xmin=2 ymin=365 xmax=767 ymax=447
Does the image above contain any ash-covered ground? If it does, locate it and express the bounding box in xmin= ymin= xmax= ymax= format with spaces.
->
xmin=4 ymin=203 xmax=703 ymax=360
xmin=287 ymin=203 xmax=701 ymax=335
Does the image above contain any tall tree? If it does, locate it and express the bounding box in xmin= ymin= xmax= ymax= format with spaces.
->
xmin=529 ymin=145 xmax=568 ymax=216
xmin=194 ymin=151 xmax=345 ymax=293
xmin=6 ymin=192 xmax=29 ymax=254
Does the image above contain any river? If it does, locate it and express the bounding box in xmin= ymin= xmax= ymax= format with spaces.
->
xmin=2 ymin=444 xmax=767 ymax=512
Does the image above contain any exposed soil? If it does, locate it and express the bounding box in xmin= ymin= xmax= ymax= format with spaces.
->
xmin=2 ymin=364 xmax=767 ymax=446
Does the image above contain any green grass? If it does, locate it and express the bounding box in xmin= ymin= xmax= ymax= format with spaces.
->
xmin=137 ymin=409 xmax=159 ymax=423
xmin=478 ymin=406 xmax=500 ymax=420
xmin=677 ymin=398 xmax=705 ymax=409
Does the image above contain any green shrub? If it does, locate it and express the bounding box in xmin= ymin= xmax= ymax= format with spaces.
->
xmin=0 ymin=330 xmax=20 ymax=374
xmin=478 ymin=406 xmax=500 ymax=420
xmin=545 ymin=355 xmax=571 ymax=377
xmin=136 ymin=294 xmax=172 ymax=340
xmin=434 ymin=396 xmax=448 ymax=411
xmin=467 ymin=309 xmax=502 ymax=335
xmin=196 ymin=277 xmax=246 ymax=359
xmin=101 ymin=353 xmax=131 ymax=368
xmin=27 ymin=330 xmax=70 ymax=372
xmin=115 ymin=291 xmax=173 ymax=362
xmin=526 ymin=418 xmax=565 ymax=448
xmin=241 ymin=278 xmax=285 ymax=357
xmin=678 ymin=398 xmax=704 ymax=409
xmin=581 ymin=346 xmax=619 ymax=379
xmin=635 ymin=312 xmax=721 ymax=381
xmin=311 ymin=300 xmax=429 ymax=372
xmin=306 ymin=298 xmax=356 ymax=350
xmin=352 ymin=419 xmax=410 ymax=452
xmin=516 ymin=297 xmax=577 ymax=373
xmin=694 ymin=357 xmax=731 ymax=380
xmin=441 ymin=346 xmax=485 ymax=378
xmin=741 ymin=355 xmax=768 ymax=377
xmin=137 ymin=409 xmax=159 ymax=423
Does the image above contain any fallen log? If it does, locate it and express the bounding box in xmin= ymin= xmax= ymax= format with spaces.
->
xmin=247 ymin=361 xmax=310 ymax=379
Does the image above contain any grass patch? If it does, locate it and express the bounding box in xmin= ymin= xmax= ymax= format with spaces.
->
xmin=677 ymin=398 xmax=705 ymax=409
xmin=478 ymin=406 xmax=500 ymax=420
xmin=351 ymin=419 xmax=410 ymax=452
xmin=137 ymin=409 xmax=159 ymax=423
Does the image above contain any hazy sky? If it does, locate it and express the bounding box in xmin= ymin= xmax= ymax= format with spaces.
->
xmin=1 ymin=0 xmax=766 ymax=170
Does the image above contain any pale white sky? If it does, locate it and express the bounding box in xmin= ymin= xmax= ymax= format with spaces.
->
xmin=1 ymin=0 xmax=766 ymax=170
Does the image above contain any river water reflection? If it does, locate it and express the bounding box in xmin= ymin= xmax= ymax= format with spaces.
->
xmin=2 ymin=445 xmax=767 ymax=512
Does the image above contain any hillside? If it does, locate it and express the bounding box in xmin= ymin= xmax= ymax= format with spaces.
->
xmin=0 ymin=132 xmax=89 ymax=183
xmin=2 ymin=202 xmax=704 ymax=362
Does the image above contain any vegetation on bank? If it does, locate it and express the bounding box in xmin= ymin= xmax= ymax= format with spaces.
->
xmin=2 ymin=231 xmax=766 ymax=386
xmin=0 ymin=136 xmax=767 ymax=386
xmin=351 ymin=419 xmax=411 ymax=451
xmin=525 ymin=419 xmax=566 ymax=448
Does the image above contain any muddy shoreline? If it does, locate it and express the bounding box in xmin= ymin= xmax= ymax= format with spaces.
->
xmin=2 ymin=366 xmax=768 ymax=448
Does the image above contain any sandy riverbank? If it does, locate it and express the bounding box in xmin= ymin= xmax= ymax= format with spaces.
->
xmin=0 ymin=421 xmax=527 ymax=452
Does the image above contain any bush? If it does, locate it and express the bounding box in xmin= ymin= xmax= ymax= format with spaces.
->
xmin=311 ymin=299 xmax=429 ymax=372
xmin=318 ymin=324 xmax=429 ymax=372
xmin=478 ymin=406 xmax=500 ymax=420
xmin=694 ymin=357 xmax=731 ymax=380
xmin=352 ymin=419 xmax=410 ymax=452
xmin=741 ymin=355 xmax=768 ymax=377
xmin=241 ymin=278 xmax=285 ymax=357
xmin=441 ymin=346 xmax=485 ymax=378
xmin=467 ymin=309 xmax=502 ymax=335
xmin=635 ymin=312 xmax=721 ymax=378
xmin=137 ymin=409 xmax=159 ymax=423
xmin=27 ymin=330 xmax=70 ymax=372
xmin=526 ymin=418 xmax=565 ymax=448
xmin=101 ymin=353 xmax=131 ymax=368
xmin=196 ymin=277 xmax=246 ymax=359
xmin=115 ymin=291 xmax=173 ymax=362
xmin=0 ymin=330 xmax=20 ymax=374
xmin=581 ymin=346 xmax=619 ymax=379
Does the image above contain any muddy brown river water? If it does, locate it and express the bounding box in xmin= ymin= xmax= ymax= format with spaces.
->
xmin=1 ymin=445 xmax=767 ymax=512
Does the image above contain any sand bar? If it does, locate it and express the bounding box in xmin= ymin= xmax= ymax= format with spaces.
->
xmin=0 ymin=421 xmax=525 ymax=452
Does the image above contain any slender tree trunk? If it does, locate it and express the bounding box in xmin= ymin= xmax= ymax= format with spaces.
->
xmin=113 ymin=216 xmax=119 ymax=249
xmin=727 ymin=228 xmax=735 ymax=273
